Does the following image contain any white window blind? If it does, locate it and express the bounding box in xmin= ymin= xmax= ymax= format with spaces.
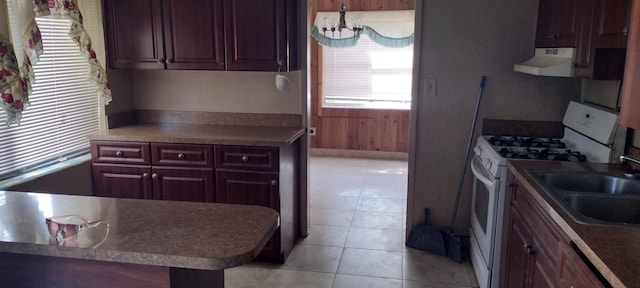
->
xmin=0 ymin=17 xmax=100 ymax=178
xmin=322 ymin=35 xmax=413 ymax=110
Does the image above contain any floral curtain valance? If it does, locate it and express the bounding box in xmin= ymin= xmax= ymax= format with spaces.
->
xmin=0 ymin=0 xmax=111 ymax=126
xmin=311 ymin=10 xmax=415 ymax=48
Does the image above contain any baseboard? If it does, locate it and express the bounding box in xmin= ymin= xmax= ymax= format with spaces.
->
xmin=310 ymin=148 xmax=408 ymax=160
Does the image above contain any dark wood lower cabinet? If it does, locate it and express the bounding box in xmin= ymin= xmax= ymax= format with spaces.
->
xmin=91 ymin=140 xmax=300 ymax=262
xmin=557 ymin=241 xmax=606 ymax=288
xmin=0 ymin=252 xmax=224 ymax=288
xmin=152 ymin=167 xmax=214 ymax=202
xmin=504 ymin=210 xmax=532 ymax=288
xmin=92 ymin=164 xmax=214 ymax=202
xmin=502 ymin=171 xmax=607 ymax=288
xmin=92 ymin=164 xmax=153 ymax=199
xmin=215 ymin=169 xmax=283 ymax=259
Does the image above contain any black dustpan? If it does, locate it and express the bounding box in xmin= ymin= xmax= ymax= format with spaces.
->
xmin=406 ymin=208 xmax=446 ymax=256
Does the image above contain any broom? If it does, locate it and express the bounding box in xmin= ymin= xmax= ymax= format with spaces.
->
xmin=442 ymin=75 xmax=486 ymax=263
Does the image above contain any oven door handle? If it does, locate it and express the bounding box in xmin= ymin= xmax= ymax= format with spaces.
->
xmin=471 ymin=157 xmax=496 ymax=187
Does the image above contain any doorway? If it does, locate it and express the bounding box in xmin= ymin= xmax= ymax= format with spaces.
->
xmin=306 ymin=0 xmax=416 ymax=236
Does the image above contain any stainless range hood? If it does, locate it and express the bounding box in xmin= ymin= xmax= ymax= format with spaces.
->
xmin=514 ymin=48 xmax=576 ymax=77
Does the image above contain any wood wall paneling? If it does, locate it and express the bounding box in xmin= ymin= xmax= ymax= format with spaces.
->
xmin=310 ymin=0 xmax=415 ymax=153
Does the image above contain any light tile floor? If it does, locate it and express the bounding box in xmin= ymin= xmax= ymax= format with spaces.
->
xmin=225 ymin=156 xmax=479 ymax=288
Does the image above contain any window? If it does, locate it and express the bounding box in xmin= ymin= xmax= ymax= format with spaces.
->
xmin=0 ymin=17 xmax=100 ymax=179
xmin=322 ymin=35 xmax=413 ymax=110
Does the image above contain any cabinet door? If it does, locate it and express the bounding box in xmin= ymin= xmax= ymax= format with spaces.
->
xmin=504 ymin=210 xmax=533 ymax=288
xmin=162 ymin=0 xmax=225 ymax=70
xmin=215 ymin=169 xmax=279 ymax=209
xmin=104 ymin=0 xmax=165 ymax=69
xmin=557 ymin=241 xmax=605 ymax=288
xmin=152 ymin=167 xmax=215 ymax=202
xmin=224 ymin=0 xmax=287 ymax=71
xmin=529 ymin=239 xmax=557 ymax=288
xmin=536 ymin=0 xmax=581 ymax=47
xmin=215 ymin=170 xmax=280 ymax=256
xmin=593 ymin=0 xmax=632 ymax=47
xmin=92 ymin=164 xmax=152 ymax=199
xmin=620 ymin=0 xmax=640 ymax=129
xmin=574 ymin=0 xmax=629 ymax=79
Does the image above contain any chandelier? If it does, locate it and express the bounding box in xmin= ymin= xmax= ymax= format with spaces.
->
xmin=321 ymin=3 xmax=363 ymax=37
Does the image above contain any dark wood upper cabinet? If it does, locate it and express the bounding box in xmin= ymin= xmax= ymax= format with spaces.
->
xmin=535 ymin=0 xmax=581 ymax=48
xmin=224 ymin=0 xmax=286 ymax=71
xmin=620 ymin=0 xmax=640 ymax=129
xmin=104 ymin=0 xmax=297 ymax=71
xmin=593 ymin=0 xmax=632 ymax=47
xmin=103 ymin=0 xmax=164 ymax=69
xmin=104 ymin=0 xmax=225 ymax=70
xmin=575 ymin=0 xmax=631 ymax=79
xmin=532 ymin=0 xmax=630 ymax=79
xmin=161 ymin=0 xmax=226 ymax=70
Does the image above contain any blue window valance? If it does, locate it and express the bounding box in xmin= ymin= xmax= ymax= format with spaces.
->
xmin=311 ymin=10 xmax=415 ymax=48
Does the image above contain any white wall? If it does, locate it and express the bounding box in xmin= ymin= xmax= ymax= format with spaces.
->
xmin=407 ymin=1 xmax=582 ymax=234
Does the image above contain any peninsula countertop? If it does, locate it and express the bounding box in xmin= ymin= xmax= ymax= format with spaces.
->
xmin=88 ymin=123 xmax=306 ymax=147
xmin=508 ymin=160 xmax=640 ymax=288
xmin=0 ymin=190 xmax=279 ymax=270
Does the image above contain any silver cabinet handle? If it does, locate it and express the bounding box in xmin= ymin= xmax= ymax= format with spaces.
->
xmin=143 ymin=173 xmax=149 ymax=178
xmin=271 ymin=179 xmax=277 ymax=186
xmin=167 ymin=58 xmax=175 ymax=64
xmin=152 ymin=173 xmax=159 ymax=180
xmin=157 ymin=58 xmax=165 ymax=64
xmin=524 ymin=244 xmax=533 ymax=255
xmin=116 ymin=151 xmax=123 ymax=157
xmin=241 ymin=155 xmax=249 ymax=162
xmin=177 ymin=153 xmax=185 ymax=160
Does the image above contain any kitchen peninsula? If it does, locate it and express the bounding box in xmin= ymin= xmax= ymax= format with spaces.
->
xmin=88 ymin=112 xmax=305 ymax=262
xmin=0 ymin=190 xmax=279 ymax=287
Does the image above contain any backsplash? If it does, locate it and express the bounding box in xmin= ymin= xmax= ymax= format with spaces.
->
xmin=131 ymin=70 xmax=302 ymax=114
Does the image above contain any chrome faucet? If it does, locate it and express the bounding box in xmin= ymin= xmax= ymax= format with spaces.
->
xmin=619 ymin=154 xmax=640 ymax=178
xmin=619 ymin=154 xmax=640 ymax=166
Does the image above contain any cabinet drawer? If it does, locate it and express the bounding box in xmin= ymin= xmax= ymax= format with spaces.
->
xmin=151 ymin=143 xmax=213 ymax=167
xmin=90 ymin=141 xmax=150 ymax=165
xmin=215 ymin=146 xmax=279 ymax=171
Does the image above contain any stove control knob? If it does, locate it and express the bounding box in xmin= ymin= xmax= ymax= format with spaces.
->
xmin=482 ymin=158 xmax=491 ymax=168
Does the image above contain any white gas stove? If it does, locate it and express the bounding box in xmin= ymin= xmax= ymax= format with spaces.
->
xmin=469 ymin=101 xmax=619 ymax=288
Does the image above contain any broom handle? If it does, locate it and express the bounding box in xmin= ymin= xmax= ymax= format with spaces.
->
xmin=450 ymin=76 xmax=486 ymax=228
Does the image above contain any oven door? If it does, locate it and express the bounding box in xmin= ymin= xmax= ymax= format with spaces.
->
xmin=470 ymin=156 xmax=500 ymax=267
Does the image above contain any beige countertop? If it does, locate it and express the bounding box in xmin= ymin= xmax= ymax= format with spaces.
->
xmin=0 ymin=190 xmax=279 ymax=270
xmin=508 ymin=160 xmax=640 ymax=288
xmin=88 ymin=123 xmax=306 ymax=147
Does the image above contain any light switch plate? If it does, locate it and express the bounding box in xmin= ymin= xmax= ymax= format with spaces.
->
xmin=425 ymin=78 xmax=437 ymax=97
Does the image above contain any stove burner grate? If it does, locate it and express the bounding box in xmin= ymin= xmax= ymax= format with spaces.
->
xmin=498 ymin=147 xmax=586 ymax=162
xmin=489 ymin=136 xmax=566 ymax=149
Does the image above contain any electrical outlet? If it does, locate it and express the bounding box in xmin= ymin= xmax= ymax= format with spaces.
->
xmin=308 ymin=127 xmax=316 ymax=136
